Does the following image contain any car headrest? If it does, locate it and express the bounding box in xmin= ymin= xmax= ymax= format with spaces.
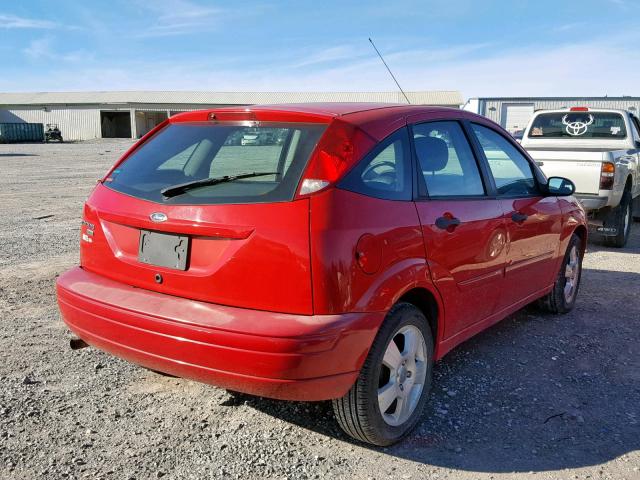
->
xmin=414 ymin=136 xmax=449 ymax=172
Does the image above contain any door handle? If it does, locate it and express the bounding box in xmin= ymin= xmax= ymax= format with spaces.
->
xmin=435 ymin=215 xmax=461 ymax=230
xmin=511 ymin=212 xmax=528 ymax=223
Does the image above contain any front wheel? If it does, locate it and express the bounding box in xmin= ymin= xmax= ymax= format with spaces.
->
xmin=332 ymin=303 xmax=433 ymax=446
xmin=538 ymin=233 xmax=583 ymax=314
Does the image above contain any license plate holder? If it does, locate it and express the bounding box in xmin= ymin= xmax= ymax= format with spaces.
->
xmin=138 ymin=230 xmax=189 ymax=270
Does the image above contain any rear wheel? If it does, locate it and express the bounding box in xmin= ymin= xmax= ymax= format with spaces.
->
xmin=603 ymin=189 xmax=632 ymax=248
xmin=332 ymin=303 xmax=433 ymax=446
xmin=538 ymin=233 xmax=583 ymax=314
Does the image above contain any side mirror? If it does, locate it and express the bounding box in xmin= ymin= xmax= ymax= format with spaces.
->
xmin=547 ymin=176 xmax=575 ymax=196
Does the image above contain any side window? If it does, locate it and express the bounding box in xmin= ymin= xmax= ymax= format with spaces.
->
xmin=339 ymin=128 xmax=412 ymax=201
xmin=471 ymin=123 xmax=539 ymax=196
xmin=412 ymin=121 xmax=485 ymax=197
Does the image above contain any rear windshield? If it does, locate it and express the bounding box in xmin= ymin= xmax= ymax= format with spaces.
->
xmin=105 ymin=122 xmax=326 ymax=204
xmin=528 ymin=112 xmax=627 ymax=139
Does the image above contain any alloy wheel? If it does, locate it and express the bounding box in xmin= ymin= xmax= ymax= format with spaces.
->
xmin=564 ymin=245 xmax=581 ymax=303
xmin=378 ymin=325 xmax=428 ymax=427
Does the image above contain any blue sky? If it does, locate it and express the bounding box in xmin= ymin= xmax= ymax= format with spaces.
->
xmin=1 ymin=0 xmax=638 ymax=97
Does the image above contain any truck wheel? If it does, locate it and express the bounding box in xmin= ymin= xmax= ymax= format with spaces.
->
xmin=633 ymin=195 xmax=640 ymax=222
xmin=538 ymin=233 xmax=583 ymax=314
xmin=332 ymin=303 xmax=433 ymax=446
xmin=604 ymin=189 xmax=632 ymax=248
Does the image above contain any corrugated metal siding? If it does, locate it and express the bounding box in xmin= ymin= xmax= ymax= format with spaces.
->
xmin=480 ymin=97 xmax=640 ymax=127
xmin=0 ymin=104 xmax=236 ymax=140
xmin=130 ymin=104 xmax=235 ymax=112
xmin=0 ymin=106 xmax=101 ymax=141
xmin=0 ymin=90 xmax=463 ymax=107
xmin=0 ymin=90 xmax=464 ymax=141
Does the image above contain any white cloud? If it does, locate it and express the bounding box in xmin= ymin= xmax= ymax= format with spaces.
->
xmin=553 ymin=22 xmax=585 ymax=32
xmin=24 ymin=37 xmax=52 ymax=59
xmin=133 ymin=0 xmax=224 ymax=37
xmin=4 ymin=31 xmax=640 ymax=98
xmin=0 ymin=13 xmax=79 ymax=30
xmin=23 ymin=37 xmax=93 ymax=63
xmin=290 ymin=46 xmax=364 ymax=68
xmin=0 ymin=13 xmax=57 ymax=29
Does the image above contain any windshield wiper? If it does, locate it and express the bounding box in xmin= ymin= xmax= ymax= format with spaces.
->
xmin=161 ymin=172 xmax=279 ymax=198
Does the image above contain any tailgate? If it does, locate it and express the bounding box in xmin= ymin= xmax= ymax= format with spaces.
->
xmin=526 ymin=149 xmax=603 ymax=195
xmin=81 ymin=185 xmax=313 ymax=314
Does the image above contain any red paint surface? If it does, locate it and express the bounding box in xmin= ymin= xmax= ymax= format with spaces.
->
xmin=57 ymin=103 xmax=587 ymax=401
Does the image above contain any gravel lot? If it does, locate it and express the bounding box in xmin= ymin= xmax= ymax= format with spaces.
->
xmin=1 ymin=140 xmax=639 ymax=480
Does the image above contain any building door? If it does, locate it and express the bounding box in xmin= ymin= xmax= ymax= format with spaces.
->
xmin=135 ymin=111 xmax=168 ymax=138
xmin=501 ymin=104 xmax=534 ymax=134
xmin=100 ymin=111 xmax=132 ymax=138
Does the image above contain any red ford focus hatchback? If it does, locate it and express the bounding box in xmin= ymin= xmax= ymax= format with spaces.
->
xmin=57 ymin=103 xmax=586 ymax=445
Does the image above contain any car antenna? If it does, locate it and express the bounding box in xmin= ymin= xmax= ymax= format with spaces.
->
xmin=368 ymin=37 xmax=411 ymax=105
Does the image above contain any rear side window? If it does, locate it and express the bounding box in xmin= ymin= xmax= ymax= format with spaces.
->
xmin=471 ymin=123 xmax=538 ymax=196
xmin=528 ymin=112 xmax=627 ymax=139
xmin=339 ymin=128 xmax=412 ymax=201
xmin=105 ymin=122 xmax=326 ymax=204
xmin=412 ymin=121 xmax=485 ymax=197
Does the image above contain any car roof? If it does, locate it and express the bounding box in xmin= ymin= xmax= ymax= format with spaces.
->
xmin=243 ymin=102 xmax=460 ymax=118
xmin=243 ymin=103 xmax=472 ymax=138
xmin=171 ymin=102 xmax=488 ymax=141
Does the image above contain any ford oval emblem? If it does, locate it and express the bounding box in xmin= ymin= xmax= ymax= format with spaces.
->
xmin=150 ymin=212 xmax=168 ymax=223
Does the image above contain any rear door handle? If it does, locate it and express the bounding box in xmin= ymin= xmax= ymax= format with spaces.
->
xmin=511 ymin=212 xmax=528 ymax=223
xmin=435 ymin=216 xmax=461 ymax=230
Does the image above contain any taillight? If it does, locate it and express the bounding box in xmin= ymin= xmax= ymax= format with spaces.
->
xmin=299 ymin=179 xmax=330 ymax=195
xmin=570 ymin=107 xmax=589 ymax=112
xmin=600 ymin=162 xmax=615 ymax=190
xmin=297 ymin=119 xmax=376 ymax=196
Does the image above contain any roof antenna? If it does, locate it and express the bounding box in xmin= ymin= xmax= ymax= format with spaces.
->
xmin=369 ymin=37 xmax=411 ymax=104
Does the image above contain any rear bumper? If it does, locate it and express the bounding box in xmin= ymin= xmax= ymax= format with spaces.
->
xmin=56 ymin=267 xmax=383 ymax=401
xmin=576 ymin=194 xmax=609 ymax=211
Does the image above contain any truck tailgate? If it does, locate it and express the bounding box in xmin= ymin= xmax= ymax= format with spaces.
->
xmin=526 ymin=149 xmax=603 ymax=195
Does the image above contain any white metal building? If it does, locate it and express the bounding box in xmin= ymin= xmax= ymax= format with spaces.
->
xmin=465 ymin=96 xmax=640 ymax=134
xmin=0 ymin=91 xmax=463 ymax=141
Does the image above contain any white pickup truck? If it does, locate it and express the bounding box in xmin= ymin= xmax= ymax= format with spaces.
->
xmin=521 ymin=107 xmax=640 ymax=247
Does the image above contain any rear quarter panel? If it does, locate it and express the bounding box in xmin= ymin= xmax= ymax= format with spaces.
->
xmin=309 ymin=188 xmax=438 ymax=316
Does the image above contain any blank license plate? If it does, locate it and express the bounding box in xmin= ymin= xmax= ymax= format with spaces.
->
xmin=138 ymin=230 xmax=189 ymax=270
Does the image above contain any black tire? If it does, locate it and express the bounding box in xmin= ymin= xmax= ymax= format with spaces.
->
xmin=603 ymin=189 xmax=632 ymax=248
xmin=332 ymin=303 xmax=434 ymax=446
xmin=538 ymin=233 xmax=583 ymax=314
xmin=633 ymin=195 xmax=640 ymax=222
